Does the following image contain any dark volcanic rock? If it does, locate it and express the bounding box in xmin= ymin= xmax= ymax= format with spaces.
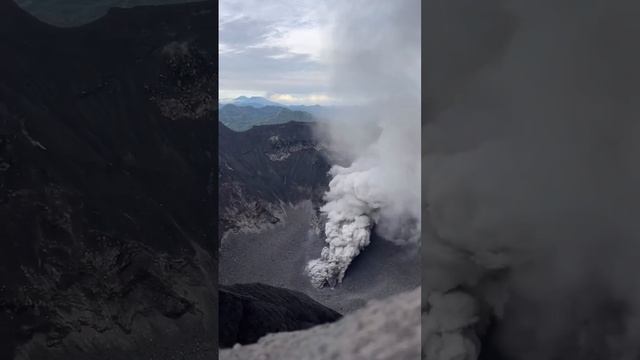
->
xmin=0 ymin=1 xmax=217 ymax=359
xmin=218 ymin=121 xmax=330 ymax=237
xmin=218 ymin=283 xmax=341 ymax=348
xmin=220 ymin=288 xmax=420 ymax=360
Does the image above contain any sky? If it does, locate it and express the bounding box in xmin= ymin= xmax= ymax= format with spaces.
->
xmin=18 ymin=0 xmax=411 ymax=106
xmin=219 ymin=0 xmax=336 ymax=105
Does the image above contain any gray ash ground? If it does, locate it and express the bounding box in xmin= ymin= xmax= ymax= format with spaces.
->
xmin=219 ymin=201 xmax=420 ymax=314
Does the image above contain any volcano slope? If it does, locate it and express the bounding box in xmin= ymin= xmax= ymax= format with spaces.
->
xmin=218 ymin=121 xmax=420 ymax=314
xmin=0 ymin=1 xmax=218 ymax=359
xmin=218 ymin=121 xmax=330 ymax=239
xmin=220 ymin=288 xmax=421 ymax=360
xmin=218 ymin=283 xmax=342 ymax=348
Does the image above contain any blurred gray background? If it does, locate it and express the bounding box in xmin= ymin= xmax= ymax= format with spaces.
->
xmin=13 ymin=0 xmax=200 ymax=26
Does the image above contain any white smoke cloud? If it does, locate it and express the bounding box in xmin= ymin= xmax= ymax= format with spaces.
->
xmin=305 ymin=0 xmax=421 ymax=288
xmin=423 ymin=291 xmax=480 ymax=360
xmin=423 ymin=0 xmax=640 ymax=359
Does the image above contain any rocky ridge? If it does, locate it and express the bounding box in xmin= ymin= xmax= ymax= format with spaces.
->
xmin=220 ymin=288 xmax=421 ymax=360
xmin=0 ymin=1 xmax=217 ymax=359
xmin=218 ymin=121 xmax=330 ymax=239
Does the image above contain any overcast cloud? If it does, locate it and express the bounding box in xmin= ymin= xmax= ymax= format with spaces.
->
xmin=219 ymin=0 xmax=338 ymax=105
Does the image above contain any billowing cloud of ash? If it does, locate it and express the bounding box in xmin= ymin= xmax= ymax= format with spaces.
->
xmin=423 ymin=0 xmax=640 ymax=359
xmin=306 ymin=0 xmax=421 ymax=288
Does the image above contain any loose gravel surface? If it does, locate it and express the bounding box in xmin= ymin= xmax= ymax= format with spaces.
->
xmin=219 ymin=201 xmax=420 ymax=313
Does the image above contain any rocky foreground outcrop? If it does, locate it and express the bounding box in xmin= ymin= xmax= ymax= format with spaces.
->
xmin=220 ymin=288 xmax=421 ymax=360
xmin=219 ymin=283 xmax=342 ymax=348
xmin=0 ymin=1 xmax=217 ymax=359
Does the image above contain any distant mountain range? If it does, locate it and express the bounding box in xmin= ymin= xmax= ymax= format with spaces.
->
xmin=219 ymin=96 xmax=341 ymax=131
xmin=219 ymin=104 xmax=315 ymax=132
xmin=225 ymin=96 xmax=283 ymax=108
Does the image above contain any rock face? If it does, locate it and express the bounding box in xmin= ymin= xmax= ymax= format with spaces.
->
xmin=0 ymin=1 xmax=217 ymax=359
xmin=218 ymin=121 xmax=330 ymax=238
xmin=218 ymin=121 xmax=419 ymax=315
xmin=218 ymin=283 xmax=342 ymax=349
xmin=217 ymin=123 xmax=345 ymax=351
xmin=220 ymin=288 xmax=421 ymax=360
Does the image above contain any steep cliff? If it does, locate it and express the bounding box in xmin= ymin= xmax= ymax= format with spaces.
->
xmin=0 ymin=1 xmax=217 ymax=359
xmin=218 ymin=121 xmax=330 ymax=238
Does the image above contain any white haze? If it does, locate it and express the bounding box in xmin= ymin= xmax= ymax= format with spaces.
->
xmin=423 ymin=0 xmax=640 ymax=359
xmin=306 ymin=0 xmax=421 ymax=288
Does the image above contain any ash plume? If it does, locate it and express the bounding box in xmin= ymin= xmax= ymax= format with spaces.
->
xmin=424 ymin=0 xmax=640 ymax=359
xmin=306 ymin=0 xmax=421 ymax=288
